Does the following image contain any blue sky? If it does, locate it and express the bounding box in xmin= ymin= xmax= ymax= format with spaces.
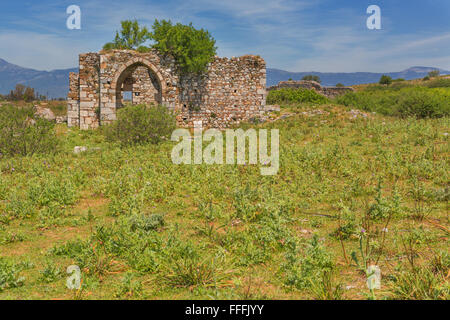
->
xmin=1 ymin=0 xmax=449 ymax=72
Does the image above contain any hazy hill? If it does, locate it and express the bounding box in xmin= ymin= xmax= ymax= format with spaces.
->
xmin=267 ymin=66 xmax=450 ymax=87
xmin=0 ymin=58 xmax=449 ymax=98
xmin=0 ymin=58 xmax=77 ymax=99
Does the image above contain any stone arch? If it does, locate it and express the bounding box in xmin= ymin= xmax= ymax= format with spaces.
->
xmin=111 ymin=57 xmax=167 ymax=108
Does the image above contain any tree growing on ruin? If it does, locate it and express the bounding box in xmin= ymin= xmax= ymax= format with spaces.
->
xmin=103 ymin=20 xmax=151 ymax=51
xmin=149 ymin=19 xmax=217 ymax=74
xmin=104 ymin=19 xmax=217 ymax=74
xmin=302 ymin=75 xmax=321 ymax=83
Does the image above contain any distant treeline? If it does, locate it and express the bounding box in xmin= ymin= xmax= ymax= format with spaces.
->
xmin=0 ymin=84 xmax=50 ymax=102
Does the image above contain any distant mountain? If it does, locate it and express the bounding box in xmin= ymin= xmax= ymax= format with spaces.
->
xmin=0 ymin=58 xmax=449 ymax=98
xmin=267 ymin=66 xmax=450 ymax=87
xmin=0 ymin=58 xmax=77 ymax=99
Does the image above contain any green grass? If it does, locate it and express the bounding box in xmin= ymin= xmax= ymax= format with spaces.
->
xmin=267 ymin=88 xmax=329 ymax=105
xmin=0 ymin=97 xmax=448 ymax=300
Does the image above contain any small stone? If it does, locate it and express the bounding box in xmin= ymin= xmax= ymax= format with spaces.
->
xmin=73 ymin=146 xmax=88 ymax=154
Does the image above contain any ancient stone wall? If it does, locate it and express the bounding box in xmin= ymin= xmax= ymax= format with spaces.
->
xmin=130 ymin=66 xmax=161 ymax=105
xmin=68 ymin=50 xmax=266 ymax=129
xmin=67 ymin=72 xmax=79 ymax=127
xmin=178 ymin=55 xmax=266 ymax=128
xmin=79 ymin=53 xmax=100 ymax=130
xmin=267 ymin=80 xmax=354 ymax=98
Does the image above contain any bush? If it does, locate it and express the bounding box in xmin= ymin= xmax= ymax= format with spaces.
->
xmin=0 ymin=105 xmax=58 ymax=157
xmin=426 ymin=78 xmax=450 ymax=88
xmin=335 ymin=87 xmax=450 ymax=118
xmin=0 ymin=258 xmax=25 ymax=292
xmin=267 ymin=88 xmax=328 ymax=105
xmin=302 ymin=75 xmax=321 ymax=83
xmin=395 ymin=88 xmax=450 ymax=118
xmin=379 ymin=75 xmax=393 ymax=85
xmin=428 ymin=70 xmax=440 ymax=78
xmin=105 ymin=104 xmax=176 ymax=146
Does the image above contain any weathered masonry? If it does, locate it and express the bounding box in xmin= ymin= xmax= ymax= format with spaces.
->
xmin=68 ymin=50 xmax=267 ymax=129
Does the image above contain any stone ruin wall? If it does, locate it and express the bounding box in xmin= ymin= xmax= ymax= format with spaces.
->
xmin=178 ymin=56 xmax=266 ymax=128
xmin=267 ymin=80 xmax=354 ymax=98
xmin=68 ymin=50 xmax=266 ymax=130
xmin=67 ymin=72 xmax=79 ymax=127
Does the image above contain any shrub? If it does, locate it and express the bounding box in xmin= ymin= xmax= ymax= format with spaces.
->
xmin=0 ymin=258 xmax=25 ymax=292
xmin=128 ymin=213 xmax=165 ymax=232
xmin=27 ymin=174 xmax=78 ymax=208
xmin=335 ymin=87 xmax=450 ymax=118
xmin=335 ymin=83 xmax=345 ymax=87
xmin=267 ymin=88 xmax=328 ymax=105
xmin=426 ymin=78 xmax=450 ymax=88
xmin=0 ymin=105 xmax=58 ymax=157
xmin=395 ymin=88 xmax=450 ymax=118
xmin=428 ymin=70 xmax=440 ymax=78
xmin=105 ymin=104 xmax=176 ymax=146
xmin=114 ymin=272 xmax=144 ymax=299
xmin=282 ymin=235 xmax=335 ymax=290
xmin=379 ymin=75 xmax=393 ymax=85
xmin=302 ymin=75 xmax=321 ymax=83
xmin=39 ymin=263 xmax=62 ymax=283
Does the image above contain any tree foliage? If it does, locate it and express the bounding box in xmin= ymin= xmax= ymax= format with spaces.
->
xmin=379 ymin=75 xmax=393 ymax=85
xmin=103 ymin=19 xmax=217 ymax=74
xmin=428 ymin=70 xmax=440 ymax=78
xmin=302 ymin=75 xmax=321 ymax=83
xmin=103 ymin=20 xmax=151 ymax=51
xmin=7 ymin=84 xmax=36 ymax=102
xmin=149 ymin=19 xmax=217 ymax=74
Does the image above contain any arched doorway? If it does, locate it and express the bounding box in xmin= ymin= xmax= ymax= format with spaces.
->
xmin=100 ymin=57 xmax=169 ymax=125
xmin=115 ymin=63 xmax=162 ymax=108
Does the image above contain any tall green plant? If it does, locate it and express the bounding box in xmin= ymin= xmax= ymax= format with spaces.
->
xmin=150 ymin=19 xmax=217 ymax=74
xmin=0 ymin=105 xmax=58 ymax=157
xmin=103 ymin=20 xmax=151 ymax=51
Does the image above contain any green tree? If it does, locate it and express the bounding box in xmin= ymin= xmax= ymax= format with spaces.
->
xmin=149 ymin=19 xmax=217 ymax=74
xmin=23 ymin=87 xmax=35 ymax=102
xmin=302 ymin=75 xmax=321 ymax=83
xmin=428 ymin=70 xmax=440 ymax=78
xmin=335 ymin=83 xmax=345 ymax=87
xmin=12 ymin=84 xmax=26 ymax=101
xmin=103 ymin=20 xmax=151 ymax=51
xmin=379 ymin=75 xmax=393 ymax=85
xmin=103 ymin=19 xmax=217 ymax=74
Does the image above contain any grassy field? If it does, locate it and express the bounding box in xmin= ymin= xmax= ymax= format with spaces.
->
xmin=0 ymin=84 xmax=449 ymax=300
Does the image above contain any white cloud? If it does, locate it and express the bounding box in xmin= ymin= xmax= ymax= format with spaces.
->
xmin=0 ymin=31 xmax=91 ymax=70
xmin=0 ymin=0 xmax=448 ymax=72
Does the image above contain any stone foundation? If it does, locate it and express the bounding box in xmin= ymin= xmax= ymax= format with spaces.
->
xmin=267 ymin=80 xmax=354 ymax=98
xmin=68 ymin=50 xmax=267 ymax=129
